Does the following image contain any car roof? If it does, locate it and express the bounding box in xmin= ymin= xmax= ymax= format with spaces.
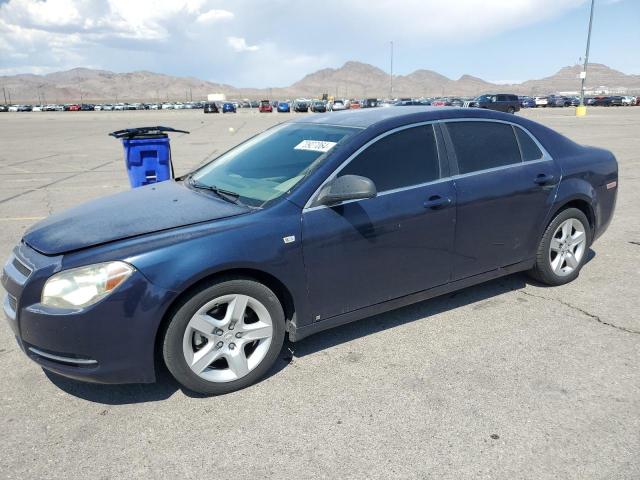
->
xmin=291 ymin=106 xmax=518 ymax=129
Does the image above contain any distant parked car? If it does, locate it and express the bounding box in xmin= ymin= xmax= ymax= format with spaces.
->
xmin=259 ymin=100 xmax=273 ymax=113
xmin=7 ymin=105 xmax=18 ymax=112
xmin=32 ymin=105 xmax=43 ymax=112
xmin=591 ymin=96 xmax=612 ymax=107
xmin=294 ymin=100 xmax=309 ymax=112
xmin=204 ymin=102 xmax=219 ymax=114
xmin=534 ymin=96 xmax=549 ymax=108
xmin=222 ymin=102 xmax=236 ymax=113
xmin=449 ymin=98 xmax=464 ymax=107
xmin=431 ymin=99 xmax=451 ymax=107
xmin=362 ymin=98 xmax=379 ymax=108
xmin=310 ymin=101 xmax=327 ymax=113
xmin=17 ymin=105 xmax=33 ymax=112
xmin=465 ymin=94 xmax=520 ymax=113
xmin=277 ymin=102 xmax=290 ymax=112
xmin=547 ymin=96 xmax=571 ymax=108
xmin=331 ymin=100 xmax=347 ymax=111
xmin=349 ymin=100 xmax=361 ymax=109
xmin=570 ymin=97 xmax=581 ymax=107
xmin=395 ymin=99 xmax=427 ymax=106
xmin=621 ymin=96 xmax=636 ymax=106
xmin=80 ymin=104 xmax=94 ymax=111
xmin=609 ymin=96 xmax=624 ymax=107
xmin=0 ymin=105 xmax=8 ymax=113
xmin=519 ymin=96 xmax=536 ymax=108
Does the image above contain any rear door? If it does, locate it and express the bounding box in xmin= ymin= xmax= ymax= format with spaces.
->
xmin=441 ymin=120 xmax=560 ymax=280
xmin=302 ymin=123 xmax=456 ymax=321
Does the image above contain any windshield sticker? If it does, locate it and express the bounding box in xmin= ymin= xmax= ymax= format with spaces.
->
xmin=294 ymin=140 xmax=337 ymax=153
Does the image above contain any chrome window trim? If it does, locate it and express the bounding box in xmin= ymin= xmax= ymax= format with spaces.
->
xmin=302 ymin=118 xmax=554 ymax=212
xmin=449 ymin=157 xmax=550 ymax=181
xmin=303 ymin=120 xmax=442 ymax=211
xmin=28 ymin=347 xmax=98 ymax=365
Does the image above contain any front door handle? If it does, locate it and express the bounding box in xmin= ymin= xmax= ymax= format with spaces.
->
xmin=534 ymin=173 xmax=556 ymax=186
xmin=423 ymin=195 xmax=452 ymax=209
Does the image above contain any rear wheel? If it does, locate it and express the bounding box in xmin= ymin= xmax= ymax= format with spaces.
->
xmin=163 ymin=278 xmax=285 ymax=395
xmin=529 ymin=208 xmax=591 ymax=286
xmin=507 ymin=106 xmax=516 ymax=114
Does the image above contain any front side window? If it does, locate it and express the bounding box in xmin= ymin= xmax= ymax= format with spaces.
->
xmin=192 ymin=123 xmax=359 ymax=207
xmin=339 ymin=125 xmax=440 ymax=192
xmin=446 ymin=121 xmax=521 ymax=174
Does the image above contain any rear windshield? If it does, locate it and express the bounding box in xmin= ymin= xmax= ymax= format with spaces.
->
xmin=191 ymin=123 xmax=359 ymax=207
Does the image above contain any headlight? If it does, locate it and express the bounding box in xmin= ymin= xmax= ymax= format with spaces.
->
xmin=42 ymin=261 xmax=134 ymax=309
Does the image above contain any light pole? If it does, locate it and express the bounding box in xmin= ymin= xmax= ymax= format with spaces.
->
xmin=389 ymin=41 xmax=394 ymax=100
xmin=578 ymin=0 xmax=595 ymax=114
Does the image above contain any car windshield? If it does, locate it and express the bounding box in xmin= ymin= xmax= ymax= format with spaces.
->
xmin=190 ymin=123 xmax=359 ymax=207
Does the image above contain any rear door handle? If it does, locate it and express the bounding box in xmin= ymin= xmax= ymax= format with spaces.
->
xmin=423 ymin=195 xmax=452 ymax=209
xmin=534 ymin=173 xmax=556 ymax=186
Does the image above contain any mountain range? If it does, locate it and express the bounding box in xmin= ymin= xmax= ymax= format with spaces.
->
xmin=2 ymin=61 xmax=639 ymax=103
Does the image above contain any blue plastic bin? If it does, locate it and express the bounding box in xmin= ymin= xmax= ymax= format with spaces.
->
xmin=109 ymin=126 xmax=189 ymax=188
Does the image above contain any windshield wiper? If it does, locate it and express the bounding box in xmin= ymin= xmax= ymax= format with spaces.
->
xmin=187 ymin=176 xmax=241 ymax=205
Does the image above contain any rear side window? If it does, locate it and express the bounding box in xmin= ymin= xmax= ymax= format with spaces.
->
xmin=514 ymin=127 xmax=543 ymax=161
xmin=340 ymin=125 xmax=439 ymax=191
xmin=446 ymin=121 xmax=521 ymax=174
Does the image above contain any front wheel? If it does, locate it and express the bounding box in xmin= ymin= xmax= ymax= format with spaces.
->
xmin=163 ymin=278 xmax=285 ymax=395
xmin=529 ymin=208 xmax=591 ymax=286
xmin=507 ymin=106 xmax=516 ymax=114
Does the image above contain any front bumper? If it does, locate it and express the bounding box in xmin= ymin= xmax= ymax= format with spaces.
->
xmin=2 ymin=243 xmax=176 ymax=384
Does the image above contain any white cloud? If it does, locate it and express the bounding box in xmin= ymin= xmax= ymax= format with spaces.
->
xmin=1 ymin=0 xmax=618 ymax=87
xmin=197 ymin=9 xmax=234 ymax=24
xmin=227 ymin=36 xmax=259 ymax=53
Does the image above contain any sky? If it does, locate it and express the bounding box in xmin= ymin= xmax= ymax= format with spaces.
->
xmin=0 ymin=0 xmax=638 ymax=87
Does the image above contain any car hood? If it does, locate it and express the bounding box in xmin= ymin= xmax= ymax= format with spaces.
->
xmin=23 ymin=180 xmax=250 ymax=255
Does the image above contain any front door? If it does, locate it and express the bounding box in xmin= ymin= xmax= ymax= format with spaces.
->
xmin=302 ymin=124 xmax=456 ymax=321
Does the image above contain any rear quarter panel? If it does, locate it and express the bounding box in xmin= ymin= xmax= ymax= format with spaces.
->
xmin=553 ymin=146 xmax=618 ymax=240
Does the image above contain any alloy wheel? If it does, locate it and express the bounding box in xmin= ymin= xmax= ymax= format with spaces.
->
xmin=548 ymin=218 xmax=587 ymax=277
xmin=182 ymin=294 xmax=274 ymax=383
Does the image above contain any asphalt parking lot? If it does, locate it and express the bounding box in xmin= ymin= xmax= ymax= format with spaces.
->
xmin=0 ymin=107 xmax=638 ymax=479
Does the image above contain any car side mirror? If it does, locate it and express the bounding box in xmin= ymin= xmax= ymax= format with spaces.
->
xmin=316 ymin=175 xmax=377 ymax=206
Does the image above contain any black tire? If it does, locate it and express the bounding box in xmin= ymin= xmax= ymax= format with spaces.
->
xmin=507 ymin=106 xmax=516 ymax=114
xmin=162 ymin=278 xmax=286 ymax=395
xmin=528 ymin=208 xmax=591 ymax=286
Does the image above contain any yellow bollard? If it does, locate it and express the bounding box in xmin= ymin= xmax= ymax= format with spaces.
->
xmin=575 ymin=105 xmax=587 ymax=117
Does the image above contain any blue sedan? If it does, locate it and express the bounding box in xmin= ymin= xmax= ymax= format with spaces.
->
xmin=2 ymin=107 xmax=618 ymax=395
xmin=222 ymin=102 xmax=236 ymax=113
xmin=277 ymin=102 xmax=290 ymax=112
